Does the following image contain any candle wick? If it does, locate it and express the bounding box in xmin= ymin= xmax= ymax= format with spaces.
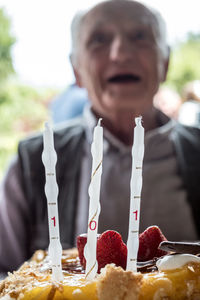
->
xmin=135 ymin=116 xmax=142 ymax=126
xmin=45 ymin=122 xmax=49 ymax=130
xmin=45 ymin=121 xmax=54 ymax=131
xmin=97 ymin=118 xmax=102 ymax=126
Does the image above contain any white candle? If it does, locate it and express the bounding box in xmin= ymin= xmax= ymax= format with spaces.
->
xmin=84 ymin=119 xmax=103 ymax=280
xmin=42 ymin=122 xmax=63 ymax=282
xmin=126 ymin=117 xmax=144 ymax=272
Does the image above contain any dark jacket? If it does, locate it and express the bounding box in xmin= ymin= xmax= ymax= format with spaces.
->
xmin=171 ymin=124 xmax=200 ymax=237
xmin=18 ymin=118 xmax=200 ymax=258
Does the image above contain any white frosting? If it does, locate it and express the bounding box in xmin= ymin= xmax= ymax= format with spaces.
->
xmin=156 ymin=254 xmax=200 ymax=271
xmin=0 ymin=296 xmax=14 ymax=300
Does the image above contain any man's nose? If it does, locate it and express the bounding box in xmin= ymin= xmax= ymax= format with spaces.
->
xmin=109 ymin=36 xmax=133 ymax=62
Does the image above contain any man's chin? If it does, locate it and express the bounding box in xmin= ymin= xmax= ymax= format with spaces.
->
xmin=102 ymin=94 xmax=153 ymax=113
xmin=104 ymin=93 xmax=142 ymax=105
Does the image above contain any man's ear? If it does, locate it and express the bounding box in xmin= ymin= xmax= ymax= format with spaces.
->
xmin=73 ymin=67 xmax=83 ymax=88
xmin=70 ymin=53 xmax=83 ymax=88
xmin=161 ymin=46 xmax=170 ymax=82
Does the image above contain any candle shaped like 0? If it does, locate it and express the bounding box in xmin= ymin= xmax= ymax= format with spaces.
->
xmin=42 ymin=122 xmax=63 ymax=282
xmin=126 ymin=117 xmax=144 ymax=272
xmin=84 ymin=119 xmax=103 ymax=280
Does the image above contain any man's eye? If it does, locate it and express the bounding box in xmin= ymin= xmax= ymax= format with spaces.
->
xmin=136 ymin=32 xmax=147 ymax=40
xmin=132 ymin=31 xmax=148 ymax=41
xmin=88 ymin=33 xmax=109 ymax=47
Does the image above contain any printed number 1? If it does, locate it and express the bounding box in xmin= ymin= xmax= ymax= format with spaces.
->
xmin=133 ymin=210 xmax=138 ymax=221
xmin=51 ymin=216 xmax=56 ymax=227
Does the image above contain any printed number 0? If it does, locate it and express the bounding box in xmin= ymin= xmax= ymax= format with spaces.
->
xmin=89 ymin=220 xmax=97 ymax=231
xmin=51 ymin=216 xmax=56 ymax=227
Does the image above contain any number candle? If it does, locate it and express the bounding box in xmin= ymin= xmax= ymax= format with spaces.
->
xmin=42 ymin=122 xmax=63 ymax=282
xmin=126 ymin=117 xmax=144 ymax=272
xmin=84 ymin=119 xmax=103 ymax=280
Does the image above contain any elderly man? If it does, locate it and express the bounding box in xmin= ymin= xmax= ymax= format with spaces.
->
xmin=0 ymin=0 xmax=200 ymax=275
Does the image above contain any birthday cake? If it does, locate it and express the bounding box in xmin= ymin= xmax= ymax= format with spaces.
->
xmin=1 ymin=226 xmax=200 ymax=300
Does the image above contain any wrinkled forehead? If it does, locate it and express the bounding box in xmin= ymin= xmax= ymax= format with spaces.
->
xmin=81 ymin=1 xmax=157 ymax=34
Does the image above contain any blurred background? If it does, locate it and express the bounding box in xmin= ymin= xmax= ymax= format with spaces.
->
xmin=0 ymin=0 xmax=200 ymax=180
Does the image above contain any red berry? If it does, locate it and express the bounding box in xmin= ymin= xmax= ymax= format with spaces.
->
xmin=76 ymin=233 xmax=87 ymax=268
xmin=77 ymin=230 xmax=127 ymax=273
xmin=77 ymin=226 xmax=168 ymax=272
xmin=97 ymin=230 xmax=127 ymax=272
xmin=138 ymin=225 xmax=167 ymax=261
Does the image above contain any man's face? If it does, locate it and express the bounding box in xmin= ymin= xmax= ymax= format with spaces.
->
xmin=73 ymin=0 xmax=168 ymax=116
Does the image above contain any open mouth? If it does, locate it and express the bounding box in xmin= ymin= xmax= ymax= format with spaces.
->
xmin=108 ymin=74 xmax=141 ymax=84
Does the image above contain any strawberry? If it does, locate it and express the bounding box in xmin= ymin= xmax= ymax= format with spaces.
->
xmin=77 ymin=230 xmax=127 ymax=273
xmin=76 ymin=233 xmax=101 ymax=269
xmin=76 ymin=233 xmax=87 ymax=268
xmin=138 ymin=225 xmax=168 ymax=261
xmin=77 ymin=226 xmax=168 ymax=272
xmin=96 ymin=230 xmax=127 ymax=272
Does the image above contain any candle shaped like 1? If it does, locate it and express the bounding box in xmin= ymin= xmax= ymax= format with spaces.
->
xmin=84 ymin=119 xmax=103 ymax=280
xmin=42 ymin=122 xmax=63 ymax=282
xmin=126 ymin=117 xmax=144 ymax=272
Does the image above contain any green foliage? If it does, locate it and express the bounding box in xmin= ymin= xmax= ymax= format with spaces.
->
xmin=167 ymin=33 xmax=200 ymax=93
xmin=0 ymin=8 xmax=16 ymax=81
xmin=0 ymin=8 xmax=59 ymax=180
xmin=0 ymin=82 xmax=57 ymax=179
xmin=0 ymin=83 xmax=47 ymax=133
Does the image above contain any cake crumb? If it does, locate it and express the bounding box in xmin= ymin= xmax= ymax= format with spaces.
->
xmin=97 ymin=264 xmax=143 ymax=300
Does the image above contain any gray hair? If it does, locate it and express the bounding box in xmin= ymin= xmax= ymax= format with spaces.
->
xmin=70 ymin=1 xmax=169 ymax=65
xmin=148 ymin=5 xmax=169 ymax=59
xmin=70 ymin=10 xmax=87 ymax=65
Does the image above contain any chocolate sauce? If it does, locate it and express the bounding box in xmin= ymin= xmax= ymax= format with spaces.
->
xmin=61 ymin=257 xmax=158 ymax=274
xmin=137 ymin=259 xmax=158 ymax=273
xmin=62 ymin=258 xmax=85 ymax=274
